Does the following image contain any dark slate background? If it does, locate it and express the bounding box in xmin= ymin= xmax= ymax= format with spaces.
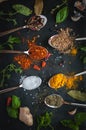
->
xmin=0 ymin=0 xmax=86 ymax=130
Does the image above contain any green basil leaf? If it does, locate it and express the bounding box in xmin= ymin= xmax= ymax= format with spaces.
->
xmin=12 ymin=95 xmax=21 ymax=109
xmin=56 ymin=6 xmax=68 ymax=23
xmin=12 ymin=4 xmax=32 ymax=16
xmin=7 ymin=106 xmax=18 ymax=118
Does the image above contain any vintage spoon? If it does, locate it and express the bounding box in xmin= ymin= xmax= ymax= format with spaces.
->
xmin=48 ymin=71 xmax=86 ymax=88
xmin=48 ymin=34 xmax=86 ymax=49
xmin=0 ymin=45 xmax=48 ymax=60
xmin=0 ymin=15 xmax=47 ymax=37
xmin=44 ymin=94 xmax=86 ymax=108
xmin=0 ymin=76 xmax=42 ymax=94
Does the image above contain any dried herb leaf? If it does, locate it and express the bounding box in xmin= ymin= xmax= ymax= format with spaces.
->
xmin=34 ymin=0 xmax=43 ymax=15
xmin=56 ymin=6 xmax=68 ymax=23
xmin=12 ymin=4 xmax=32 ymax=16
xmin=67 ymin=90 xmax=86 ymax=101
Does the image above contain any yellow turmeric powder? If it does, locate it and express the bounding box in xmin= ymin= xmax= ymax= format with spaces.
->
xmin=70 ymin=48 xmax=78 ymax=56
xmin=49 ymin=73 xmax=67 ymax=89
xmin=49 ymin=73 xmax=82 ymax=89
xmin=66 ymin=75 xmax=82 ymax=89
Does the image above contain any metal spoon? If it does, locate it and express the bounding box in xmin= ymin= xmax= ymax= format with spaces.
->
xmin=48 ymin=35 xmax=86 ymax=49
xmin=0 ymin=15 xmax=47 ymax=37
xmin=0 ymin=76 xmax=42 ymax=94
xmin=48 ymin=71 xmax=86 ymax=88
xmin=0 ymin=45 xmax=48 ymax=60
xmin=44 ymin=94 xmax=86 ymax=108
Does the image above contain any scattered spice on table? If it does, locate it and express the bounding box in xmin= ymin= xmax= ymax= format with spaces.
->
xmin=70 ymin=48 xmax=78 ymax=56
xmin=49 ymin=73 xmax=83 ymax=89
xmin=14 ymin=55 xmax=32 ymax=69
xmin=27 ymin=36 xmax=37 ymax=48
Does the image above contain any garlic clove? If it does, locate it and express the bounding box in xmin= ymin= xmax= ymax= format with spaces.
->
xmin=68 ymin=108 xmax=77 ymax=115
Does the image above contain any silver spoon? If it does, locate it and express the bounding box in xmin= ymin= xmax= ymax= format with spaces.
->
xmin=44 ymin=94 xmax=86 ymax=108
xmin=48 ymin=35 xmax=86 ymax=49
xmin=0 ymin=15 xmax=47 ymax=37
xmin=48 ymin=71 xmax=86 ymax=88
xmin=0 ymin=46 xmax=48 ymax=60
xmin=0 ymin=76 xmax=42 ymax=94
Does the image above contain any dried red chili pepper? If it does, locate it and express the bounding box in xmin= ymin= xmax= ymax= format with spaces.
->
xmin=33 ymin=65 xmax=41 ymax=70
xmin=42 ymin=61 xmax=46 ymax=67
xmin=6 ymin=97 xmax=12 ymax=106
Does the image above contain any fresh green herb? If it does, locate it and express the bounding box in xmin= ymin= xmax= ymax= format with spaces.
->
xmin=0 ymin=16 xmax=17 ymax=25
xmin=56 ymin=6 xmax=69 ymax=23
xmin=74 ymin=112 xmax=86 ymax=126
xmin=0 ymin=35 xmax=21 ymax=50
xmin=12 ymin=95 xmax=21 ymax=109
xmin=0 ymin=63 xmax=22 ymax=87
xmin=0 ymin=4 xmax=32 ymax=25
xmin=67 ymin=90 xmax=86 ymax=102
xmin=7 ymin=106 xmax=19 ymax=118
xmin=37 ymin=112 xmax=54 ymax=130
xmin=51 ymin=0 xmax=68 ymax=14
xmin=78 ymin=45 xmax=86 ymax=64
xmin=6 ymin=95 xmax=21 ymax=118
xmin=60 ymin=112 xmax=86 ymax=130
xmin=12 ymin=4 xmax=32 ymax=16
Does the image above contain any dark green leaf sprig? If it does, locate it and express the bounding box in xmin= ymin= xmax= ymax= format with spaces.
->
xmin=0 ymin=35 xmax=21 ymax=50
xmin=0 ymin=4 xmax=32 ymax=25
xmin=51 ymin=0 xmax=68 ymax=14
xmin=37 ymin=112 xmax=54 ymax=130
xmin=61 ymin=112 xmax=86 ymax=130
xmin=0 ymin=63 xmax=22 ymax=87
xmin=79 ymin=45 xmax=86 ymax=64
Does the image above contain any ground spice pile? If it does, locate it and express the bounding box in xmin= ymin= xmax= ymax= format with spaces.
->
xmin=14 ymin=55 xmax=32 ymax=69
xmin=49 ymin=73 xmax=82 ymax=89
xmin=50 ymin=28 xmax=75 ymax=54
xmin=14 ymin=36 xmax=48 ymax=69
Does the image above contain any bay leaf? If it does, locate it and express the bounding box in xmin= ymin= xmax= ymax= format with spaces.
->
xmin=67 ymin=90 xmax=86 ymax=101
xmin=34 ymin=0 xmax=43 ymax=15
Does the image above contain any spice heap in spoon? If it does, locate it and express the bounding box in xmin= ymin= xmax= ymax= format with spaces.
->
xmin=49 ymin=28 xmax=77 ymax=54
xmin=48 ymin=73 xmax=82 ymax=89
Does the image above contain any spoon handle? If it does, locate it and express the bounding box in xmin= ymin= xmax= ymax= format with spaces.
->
xmin=0 ymin=25 xmax=27 ymax=37
xmin=0 ymin=50 xmax=24 ymax=54
xmin=75 ymin=71 xmax=86 ymax=76
xmin=75 ymin=37 xmax=86 ymax=41
xmin=69 ymin=102 xmax=86 ymax=107
xmin=0 ymin=86 xmax=19 ymax=94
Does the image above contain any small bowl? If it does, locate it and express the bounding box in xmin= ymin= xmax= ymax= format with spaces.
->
xmin=48 ymin=34 xmax=59 ymax=49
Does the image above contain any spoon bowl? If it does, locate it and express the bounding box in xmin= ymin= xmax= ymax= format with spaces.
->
xmin=0 ymin=76 xmax=42 ymax=94
xmin=44 ymin=94 xmax=86 ymax=108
